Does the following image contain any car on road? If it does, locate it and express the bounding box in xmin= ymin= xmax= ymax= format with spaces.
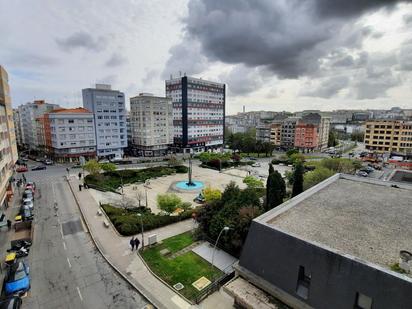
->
xmin=252 ymin=162 xmax=261 ymax=167
xmin=31 ymin=165 xmax=46 ymax=171
xmin=0 ymin=296 xmax=22 ymax=309
xmin=44 ymin=159 xmax=54 ymax=165
xmin=4 ymin=261 xmax=30 ymax=296
xmin=16 ymin=167 xmax=28 ymax=173
xmin=20 ymin=205 xmax=33 ymax=221
xmin=25 ymin=182 xmax=36 ymax=192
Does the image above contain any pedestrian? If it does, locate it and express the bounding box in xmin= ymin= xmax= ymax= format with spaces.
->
xmin=78 ymin=184 xmax=82 ymax=191
xmin=22 ymin=174 xmax=26 ymax=184
xmin=78 ymin=172 xmax=82 ymax=180
xmin=134 ymin=238 xmax=140 ymax=251
xmin=7 ymin=220 xmax=11 ymax=231
xmin=130 ymin=237 xmax=135 ymax=251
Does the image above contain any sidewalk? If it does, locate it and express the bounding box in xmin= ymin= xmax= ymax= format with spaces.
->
xmin=68 ymin=176 xmax=232 ymax=309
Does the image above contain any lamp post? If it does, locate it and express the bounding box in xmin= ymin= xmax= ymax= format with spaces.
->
xmin=210 ymin=226 xmax=230 ymax=278
xmin=136 ymin=213 xmax=144 ymax=249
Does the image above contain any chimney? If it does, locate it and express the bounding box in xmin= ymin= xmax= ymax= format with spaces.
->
xmin=399 ymin=250 xmax=412 ymax=273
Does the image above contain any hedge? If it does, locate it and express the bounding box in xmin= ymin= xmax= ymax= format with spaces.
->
xmin=101 ymin=204 xmax=195 ymax=236
xmin=84 ymin=165 xmax=188 ymax=191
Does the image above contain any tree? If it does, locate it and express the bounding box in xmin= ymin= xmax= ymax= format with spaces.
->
xmin=303 ymin=167 xmax=335 ymax=190
xmin=243 ymin=176 xmax=264 ymax=189
xmin=255 ymin=140 xmax=263 ymax=157
xmin=203 ymin=187 xmax=222 ymax=202
xmin=262 ymin=142 xmax=275 ymax=157
xmin=286 ymin=149 xmax=299 ymax=157
xmin=100 ymin=162 xmax=117 ymax=172
xmin=157 ymin=193 xmax=182 ymax=214
xmin=84 ymin=160 xmax=101 ymax=175
xmin=289 ymin=153 xmax=305 ymax=165
xmin=265 ymin=170 xmax=286 ymax=211
xmin=292 ymin=161 xmax=304 ymax=197
xmin=328 ymin=130 xmax=338 ymax=147
xmin=268 ymin=163 xmax=275 ymax=175
xmin=351 ymin=131 xmax=364 ymax=142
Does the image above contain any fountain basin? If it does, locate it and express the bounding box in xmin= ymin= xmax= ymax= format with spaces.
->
xmin=175 ymin=181 xmax=204 ymax=190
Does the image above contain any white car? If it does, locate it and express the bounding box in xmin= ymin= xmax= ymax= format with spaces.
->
xmin=22 ymin=199 xmax=34 ymax=210
xmin=252 ymin=163 xmax=261 ymax=167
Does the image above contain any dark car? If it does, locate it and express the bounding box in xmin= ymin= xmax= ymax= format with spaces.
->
xmin=0 ymin=296 xmax=22 ymax=309
xmin=4 ymin=261 xmax=30 ymax=296
xmin=31 ymin=165 xmax=46 ymax=171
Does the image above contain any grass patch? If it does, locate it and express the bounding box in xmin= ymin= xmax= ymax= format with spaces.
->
xmin=101 ymin=204 xmax=195 ymax=236
xmin=142 ymin=232 xmax=223 ymax=301
xmin=84 ymin=165 xmax=188 ymax=191
xmin=390 ymin=263 xmax=407 ymax=274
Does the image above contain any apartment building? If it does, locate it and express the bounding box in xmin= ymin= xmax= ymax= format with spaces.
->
xmin=129 ymin=93 xmax=173 ymax=157
xmin=293 ymin=113 xmax=330 ymax=152
xmin=12 ymin=109 xmax=22 ymax=147
xmin=281 ymin=117 xmax=299 ymax=149
xmin=364 ymin=120 xmax=412 ymax=154
xmin=41 ymin=108 xmax=96 ymax=161
xmin=270 ymin=122 xmax=282 ymax=146
xmin=166 ymin=76 xmax=225 ymax=153
xmin=82 ymin=84 xmax=127 ymax=158
xmin=17 ymin=100 xmax=60 ymax=150
xmin=0 ymin=66 xmax=17 ymax=209
xmin=256 ymin=126 xmax=271 ymax=143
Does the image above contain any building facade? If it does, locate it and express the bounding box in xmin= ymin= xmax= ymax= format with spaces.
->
xmin=165 ymin=76 xmax=225 ymax=153
xmin=17 ymin=100 xmax=60 ymax=150
xmin=256 ymin=126 xmax=271 ymax=143
xmin=293 ymin=114 xmax=330 ymax=152
xmin=364 ymin=120 xmax=412 ymax=154
xmin=43 ymin=108 xmax=96 ymax=161
xmin=129 ymin=93 xmax=173 ymax=157
xmin=0 ymin=66 xmax=17 ymax=209
xmin=233 ymin=174 xmax=412 ymax=309
xmin=82 ymin=84 xmax=127 ymax=158
xmin=270 ymin=123 xmax=282 ymax=146
xmin=12 ymin=109 xmax=22 ymax=148
xmin=281 ymin=117 xmax=298 ymax=150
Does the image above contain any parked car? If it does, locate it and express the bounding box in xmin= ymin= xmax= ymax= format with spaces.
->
xmin=31 ymin=165 xmax=46 ymax=171
xmin=4 ymin=261 xmax=30 ymax=296
xmin=16 ymin=167 xmax=28 ymax=173
xmin=22 ymin=199 xmax=34 ymax=210
xmin=20 ymin=205 xmax=33 ymax=221
xmin=0 ymin=296 xmax=22 ymax=309
xmin=25 ymin=182 xmax=36 ymax=192
xmin=356 ymin=171 xmax=368 ymax=177
xmin=22 ymin=190 xmax=33 ymax=201
xmin=44 ymin=159 xmax=53 ymax=165
xmin=252 ymin=162 xmax=261 ymax=167
xmin=21 ymin=157 xmax=28 ymax=162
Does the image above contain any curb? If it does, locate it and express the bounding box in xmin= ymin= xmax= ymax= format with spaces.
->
xmin=66 ymin=177 xmax=166 ymax=309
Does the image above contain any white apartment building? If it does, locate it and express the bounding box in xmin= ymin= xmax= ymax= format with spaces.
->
xmin=17 ymin=100 xmax=60 ymax=150
xmin=82 ymin=84 xmax=127 ymax=158
xmin=42 ymin=108 xmax=96 ymax=161
xmin=166 ymin=76 xmax=225 ymax=153
xmin=129 ymin=93 xmax=173 ymax=157
xmin=12 ymin=109 xmax=22 ymax=147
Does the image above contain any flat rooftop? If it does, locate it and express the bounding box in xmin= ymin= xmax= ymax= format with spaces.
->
xmin=265 ymin=175 xmax=412 ymax=272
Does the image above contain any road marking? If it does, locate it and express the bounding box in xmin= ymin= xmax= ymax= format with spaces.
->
xmin=62 ymin=241 xmax=67 ymax=250
xmin=76 ymin=286 xmax=83 ymax=301
xmin=60 ymin=226 xmax=64 ymax=239
xmin=66 ymin=257 xmax=71 ymax=268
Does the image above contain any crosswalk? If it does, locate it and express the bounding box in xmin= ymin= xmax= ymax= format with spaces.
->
xmin=15 ymin=172 xmax=67 ymax=186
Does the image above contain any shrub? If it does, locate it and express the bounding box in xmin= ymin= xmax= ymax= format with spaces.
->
xmin=303 ymin=167 xmax=335 ymax=190
xmin=174 ymin=165 xmax=188 ymax=173
xmin=157 ymin=193 xmax=182 ymax=214
xmin=203 ymin=187 xmax=222 ymax=202
xmin=101 ymin=204 xmax=195 ymax=236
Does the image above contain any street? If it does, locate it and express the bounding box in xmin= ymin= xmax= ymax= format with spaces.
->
xmin=17 ymin=163 xmax=148 ymax=309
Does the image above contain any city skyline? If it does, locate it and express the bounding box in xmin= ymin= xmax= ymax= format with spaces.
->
xmin=1 ymin=1 xmax=412 ymax=114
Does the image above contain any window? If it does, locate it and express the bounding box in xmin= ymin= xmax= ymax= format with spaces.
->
xmin=68 ymin=119 xmax=74 ymax=123
xmin=296 ymin=266 xmax=311 ymax=299
xmin=355 ymin=292 xmax=372 ymax=309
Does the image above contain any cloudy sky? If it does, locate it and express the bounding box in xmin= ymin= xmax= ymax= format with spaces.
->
xmin=1 ymin=0 xmax=412 ymax=114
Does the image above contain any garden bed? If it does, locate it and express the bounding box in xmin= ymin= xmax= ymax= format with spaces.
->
xmin=141 ymin=232 xmax=222 ymax=302
xmin=84 ymin=165 xmax=188 ymax=191
xmin=101 ymin=204 xmax=195 ymax=236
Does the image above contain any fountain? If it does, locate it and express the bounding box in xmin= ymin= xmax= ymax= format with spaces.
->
xmin=175 ymin=155 xmax=204 ymax=190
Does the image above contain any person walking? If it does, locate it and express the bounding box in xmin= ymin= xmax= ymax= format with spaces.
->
xmin=134 ymin=238 xmax=140 ymax=251
xmin=7 ymin=220 xmax=11 ymax=231
xmin=78 ymin=172 xmax=82 ymax=180
xmin=130 ymin=237 xmax=135 ymax=251
xmin=22 ymin=174 xmax=26 ymax=184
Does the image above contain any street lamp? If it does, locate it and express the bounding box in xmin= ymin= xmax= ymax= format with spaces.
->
xmin=210 ymin=226 xmax=230 ymax=277
xmin=136 ymin=213 xmax=144 ymax=249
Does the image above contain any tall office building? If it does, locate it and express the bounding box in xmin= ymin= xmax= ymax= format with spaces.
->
xmin=129 ymin=93 xmax=173 ymax=157
xmin=82 ymin=84 xmax=127 ymax=158
xmin=0 ymin=66 xmax=17 ymax=208
xmin=165 ymin=76 xmax=225 ymax=153
xmin=17 ymin=100 xmax=60 ymax=150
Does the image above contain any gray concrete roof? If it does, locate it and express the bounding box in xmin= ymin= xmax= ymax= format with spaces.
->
xmin=267 ymin=175 xmax=412 ymax=272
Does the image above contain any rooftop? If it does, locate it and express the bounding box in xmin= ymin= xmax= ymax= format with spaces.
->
xmin=262 ymin=174 xmax=412 ymax=273
xmin=49 ymin=107 xmax=91 ymax=114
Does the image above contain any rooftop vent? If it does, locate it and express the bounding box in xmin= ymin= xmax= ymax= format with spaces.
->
xmin=399 ymin=250 xmax=412 ymax=273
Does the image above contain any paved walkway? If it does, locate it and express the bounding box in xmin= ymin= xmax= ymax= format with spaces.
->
xmin=67 ymin=176 xmax=234 ymax=309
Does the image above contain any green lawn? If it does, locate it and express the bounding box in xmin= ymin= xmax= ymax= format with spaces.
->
xmin=141 ymin=232 xmax=223 ymax=301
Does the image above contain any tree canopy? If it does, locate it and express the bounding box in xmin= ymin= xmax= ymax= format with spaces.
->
xmin=266 ymin=169 xmax=286 ymax=211
xmin=157 ymin=193 xmax=182 ymax=214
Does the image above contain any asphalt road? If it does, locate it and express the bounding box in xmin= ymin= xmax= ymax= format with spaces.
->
xmin=17 ymin=164 xmax=149 ymax=309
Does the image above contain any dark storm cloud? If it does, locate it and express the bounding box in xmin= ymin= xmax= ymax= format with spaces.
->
xmin=105 ymin=53 xmax=127 ymax=67
xmin=301 ymin=76 xmax=349 ymax=98
xmin=219 ymin=66 xmax=271 ymax=96
xmin=56 ymin=31 xmax=107 ymax=52
xmin=165 ymin=0 xmax=405 ymax=79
